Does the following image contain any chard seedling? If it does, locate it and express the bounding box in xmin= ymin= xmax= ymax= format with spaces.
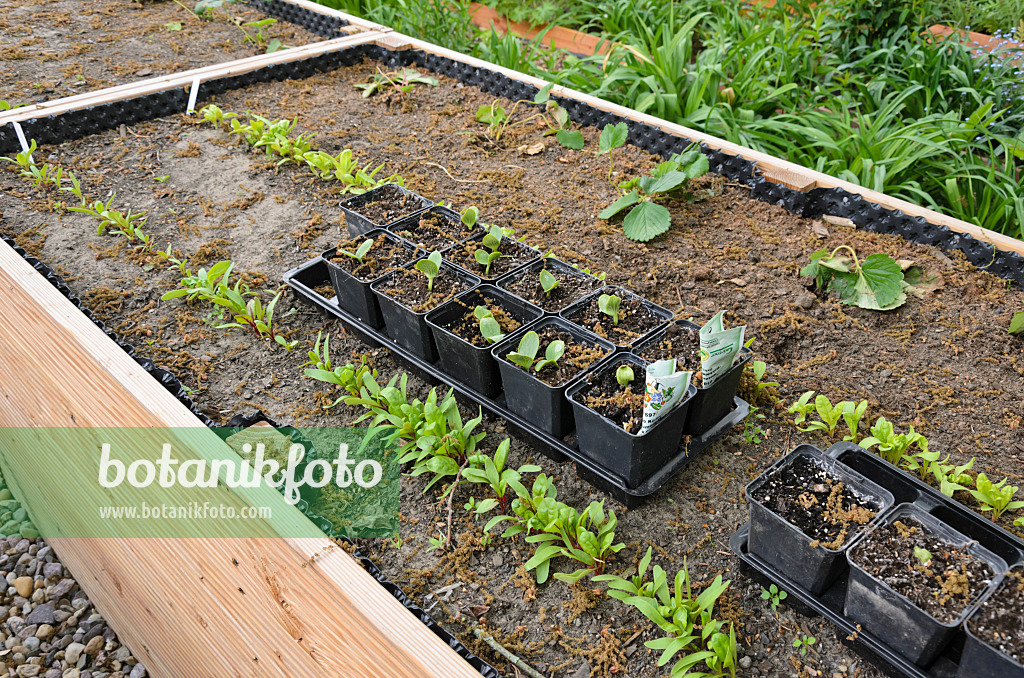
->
xmin=474 ymin=225 xmax=505 ymax=275
xmin=0 ymin=139 xmax=36 ymax=171
xmin=522 ymin=499 xmax=625 ymax=583
xmin=354 ymin=67 xmax=439 ymax=97
xmin=788 ymin=391 xmax=816 ymax=427
xmin=929 ymin=456 xmax=975 ymax=497
xmin=415 ymin=251 xmax=443 ymax=291
xmin=970 ymin=474 xmax=1024 ymax=521
xmin=598 ymin=293 xmax=621 ymax=325
xmin=860 ymin=417 xmax=928 ymax=466
xmin=198 ymin=104 xmax=236 ymax=126
xmin=533 ymin=340 xmax=565 ymax=373
xmin=61 ymin=170 xmax=85 ymax=206
xmin=598 ymin=147 xmax=709 ymax=242
xmin=22 ymin=162 xmax=61 ymax=191
xmin=913 ymin=547 xmax=933 ymax=566
xmin=341 ymin=239 xmax=374 ymax=265
xmin=474 ymin=306 xmax=505 ymax=344
xmin=301 ymin=148 xmax=399 ymax=193
xmin=507 ymin=331 xmax=539 ymax=371
xmin=461 ymin=438 xmax=540 ymax=515
xmin=748 ymin=360 xmax=779 ymax=404
xmin=597 ymin=122 xmax=628 ymax=182
xmin=539 ymin=268 xmax=559 ymax=296
xmin=299 ymin=330 xmax=333 ymax=371
xmin=616 ymin=364 xmax=635 ymax=387
xmin=70 ymin=196 xmax=152 ymax=249
xmin=797 ymin=394 xmax=848 ymax=436
xmin=842 ymin=400 xmax=869 ymax=443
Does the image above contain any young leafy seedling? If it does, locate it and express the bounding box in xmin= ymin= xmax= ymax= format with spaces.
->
xmin=474 ymin=225 xmax=505 ymax=275
xmin=461 ymin=206 xmax=480 ymax=229
xmin=842 ymin=400 xmax=869 ymax=443
xmin=539 ymin=268 xmax=559 ymax=296
xmin=341 ymin=239 xmax=374 ymax=265
xmin=533 ymin=340 xmax=565 ymax=373
xmin=801 ymin=245 xmax=917 ymax=311
xmin=970 ymin=474 xmax=1024 ymax=521
xmin=415 ymin=250 xmax=443 ymax=291
xmin=913 ymin=546 xmax=933 ymax=566
xmin=0 ymin=139 xmax=36 ymax=171
xmin=354 ymin=67 xmax=439 ymax=97
xmin=474 ymin=306 xmax=505 ymax=344
xmin=598 ymin=293 xmax=621 ymax=325
xmin=507 ymin=331 xmax=539 ymax=371
xmin=597 ymin=122 xmax=628 ymax=182
xmin=616 ymin=364 xmax=635 ymax=387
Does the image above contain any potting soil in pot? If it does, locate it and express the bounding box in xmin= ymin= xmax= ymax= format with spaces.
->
xmin=349 ymin=184 xmax=426 ymax=224
xmin=500 ymin=263 xmax=603 ymax=312
xmin=639 ymin=323 xmax=702 ymax=374
xmin=850 ymin=518 xmax=994 ymax=624
xmin=566 ymin=294 xmax=663 ymax=345
xmin=392 ymin=212 xmax=478 ymax=251
xmin=445 ymin=237 xmax=536 ymax=279
xmin=440 ymin=296 xmax=523 ymax=347
xmin=749 ymin=455 xmax=880 ymax=549
xmin=578 ymin=360 xmax=646 ymax=433
xmin=331 ymin=233 xmax=416 ymax=281
xmin=970 ymin=570 xmax=1024 ymax=662
xmin=505 ymin=325 xmax=606 ymax=387
xmin=376 ymin=268 xmax=469 ymax=313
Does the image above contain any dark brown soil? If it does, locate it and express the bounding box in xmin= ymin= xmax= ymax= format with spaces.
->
xmin=638 ymin=322 xmax=702 ymax=372
xmin=970 ymin=569 xmax=1024 ymax=662
xmin=750 ymin=456 xmax=881 ymax=549
xmin=0 ymin=0 xmax=324 ymax=107
xmin=391 ymin=211 xmax=480 ymax=251
xmin=3 ymin=45 xmax=1024 ymax=678
xmin=498 ymin=259 xmax=604 ymax=312
xmin=850 ymin=517 xmax=994 ymax=624
xmin=577 ymin=359 xmax=645 ymax=433
xmin=438 ymin=296 xmax=523 ymax=347
xmin=444 ymin=235 xmax=539 ymax=280
xmin=501 ymin=325 xmax=609 ymax=387
xmin=347 ymin=183 xmax=428 ymax=226
xmin=563 ymin=289 xmax=667 ymax=347
xmin=330 ymin=232 xmax=418 ymax=281
xmin=376 ymin=266 xmax=469 ymax=313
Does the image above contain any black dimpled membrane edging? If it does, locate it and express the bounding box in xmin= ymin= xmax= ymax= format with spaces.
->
xmin=0 ymin=234 xmax=501 ymax=678
xmin=241 ymin=0 xmax=349 ymax=38
xmin=0 ymin=31 xmax=1019 ymax=281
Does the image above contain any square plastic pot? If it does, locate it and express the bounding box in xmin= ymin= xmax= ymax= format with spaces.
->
xmin=424 ymin=285 xmax=544 ymax=397
xmin=559 ymin=285 xmax=672 ymax=349
xmin=566 ymin=353 xmax=697 ymax=488
xmin=387 ymin=205 xmax=480 ymax=252
xmin=495 ymin=257 xmax=606 ymax=315
xmin=490 ymin=317 xmax=615 ymax=439
xmin=339 ymin=183 xmax=433 ymax=237
xmin=959 ymin=569 xmax=1024 ymax=678
xmin=322 ymin=229 xmax=420 ymax=329
xmin=441 ymin=234 xmax=542 ymax=284
xmin=745 ymin=445 xmax=895 ymax=596
xmin=844 ymin=503 xmax=1007 ymax=668
xmin=631 ymin=319 xmax=752 ymax=436
xmin=370 ymin=260 xmax=480 ymax=362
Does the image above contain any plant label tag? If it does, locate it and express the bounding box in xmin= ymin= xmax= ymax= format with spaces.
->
xmin=11 ymin=122 xmax=30 ymax=157
xmin=186 ymin=76 xmax=202 ymax=114
xmin=640 ymin=359 xmax=691 ymax=435
xmin=699 ymin=310 xmax=744 ymax=388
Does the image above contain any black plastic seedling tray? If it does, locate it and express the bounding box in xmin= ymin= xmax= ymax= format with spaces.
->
xmin=730 ymin=441 xmax=1024 ymax=678
xmin=284 ymin=255 xmax=749 ymax=508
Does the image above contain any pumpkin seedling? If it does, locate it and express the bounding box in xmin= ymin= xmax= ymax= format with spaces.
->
xmin=616 ymin=364 xmax=635 ymax=387
xmin=598 ymin=293 xmax=621 ymax=325
xmin=507 ymin=331 xmax=540 ymax=371
xmin=913 ymin=547 xmax=932 ymax=567
xmin=597 ymin=122 xmax=628 ymax=183
xmin=415 ymin=250 xmax=443 ymax=291
xmin=474 ymin=306 xmax=505 ymax=344
xmin=533 ymin=340 xmax=565 ymax=373
xmin=340 ymin=238 xmax=374 ymax=265
xmin=539 ymin=269 xmax=559 ymax=296
xmin=474 ymin=225 xmax=505 ymax=275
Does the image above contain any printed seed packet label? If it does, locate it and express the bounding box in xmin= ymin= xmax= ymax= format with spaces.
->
xmin=699 ymin=310 xmax=745 ymax=388
xmin=640 ymin=359 xmax=692 ymax=435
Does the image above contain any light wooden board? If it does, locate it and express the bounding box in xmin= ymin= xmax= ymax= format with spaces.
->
xmin=0 ymin=239 xmax=483 ymax=678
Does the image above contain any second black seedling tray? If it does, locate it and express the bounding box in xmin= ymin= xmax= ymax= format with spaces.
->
xmin=731 ymin=441 xmax=1024 ymax=678
xmin=285 ymin=256 xmax=749 ymax=508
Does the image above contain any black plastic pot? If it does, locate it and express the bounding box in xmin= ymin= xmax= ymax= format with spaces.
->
xmin=370 ymin=260 xmax=480 ymax=362
xmin=322 ymin=229 xmax=420 ymax=329
xmin=559 ymin=285 xmax=672 ymax=349
xmin=845 ymin=503 xmax=1007 ymax=668
xmin=424 ymin=285 xmax=544 ymax=397
xmin=631 ymin=319 xmax=753 ymax=436
xmin=339 ymin=183 xmax=433 ymax=237
xmin=960 ymin=569 xmax=1024 ymax=678
xmin=441 ymin=233 xmax=541 ymax=284
xmin=566 ymin=354 xmax=696 ymax=488
xmin=490 ymin=317 xmax=615 ymax=438
xmin=387 ymin=205 xmax=480 ymax=252
xmin=745 ymin=445 xmax=895 ymax=596
xmin=495 ymin=257 xmax=606 ymax=315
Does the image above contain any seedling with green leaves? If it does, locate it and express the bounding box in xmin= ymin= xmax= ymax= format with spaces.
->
xmin=208 ymin=283 xmax=297 ymax=350
xmin=747 ymin=360 xmax=779 ymax=404
xmin=929 ymin=456 xmax=975 ymax=497
xmin=62 ymin=170 xmax=85 ymax=206
xmin=0 ymin=140 xmax=36 ymax=171
xmin=506 ymin=331 xmax=565 ymax=373
xmin=340 ymin=239 xmax=374 ymax=265
xmin=302 ymin=148 xmax=399 ymax=192
xmin=913 ymin=546 xmax=933 ymax=566
xmin=539 ymin=268 xmax=559 ymax=296
xmin=842 ymin=400 xmax=869 ymax=443
xmin=522 ymin=500 xmax=625 ymax=583
xmin=473 ymin=225 xmax=505 ymax=275
xmin=597 ymin=122 xmax=628 ymax=182
xmin=598 ymin=148 xmax=710 ymax=242
xmin=354 ymin=67 xmax=439 ymax=97
xmin=415 ymin=251 xmax=443 ymax=291
xmin=474 ymin=84 xmax=581 ymax=149
xmin=970 ymin=474 xmax=1024 ymax=521
xmin=761 ymin=584 xmax=787 ymax=611
xmin=800 ymin=246 xmax=934 ymax=311
xmin=598 ymin=293 xmax=621 ymax=325
xmin=70 ymin=196 xmax=153 ymax=250
xmin=616 ymin=364 xmax=635 ymax=387
xmin=21 ymin=162 xmax=61 ymax=191
xmin=474 ymin=306 xmax=506 ymax=344
xmin=793 ymin=635 xmax=816 ymax=656
xmin=860 ymin=416 xmax=928 ymax=466
xmin=462 ymin=439 xmax=540 ymax=515
xmin=198 ymin=104 xmax=236 ymax=126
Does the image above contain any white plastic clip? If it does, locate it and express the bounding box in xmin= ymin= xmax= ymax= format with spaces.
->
xmin=186 ymin=76 xmax=202 ymax=114
xmin=11 ymin=121 xmax=30 ymax=158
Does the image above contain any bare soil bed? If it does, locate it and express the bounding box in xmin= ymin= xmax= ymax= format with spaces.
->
xmin=2 ymin=46 xmax=1024 ymax=678
xmin=0 ymin=0 xmax=325 ymax=107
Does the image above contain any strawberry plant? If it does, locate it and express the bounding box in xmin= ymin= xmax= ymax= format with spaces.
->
xmin=800 ymin=246 xmax=910 ymax=311
xmin=598 ymin=148 xmax=709 ymax=242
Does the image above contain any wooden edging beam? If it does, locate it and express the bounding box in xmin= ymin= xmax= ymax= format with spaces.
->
xmin=0 ymin=239 xmax=483 ymax=678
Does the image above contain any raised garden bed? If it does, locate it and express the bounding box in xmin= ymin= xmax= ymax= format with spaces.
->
xmin=2 ymin=24 xmax=1024 ymax=678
